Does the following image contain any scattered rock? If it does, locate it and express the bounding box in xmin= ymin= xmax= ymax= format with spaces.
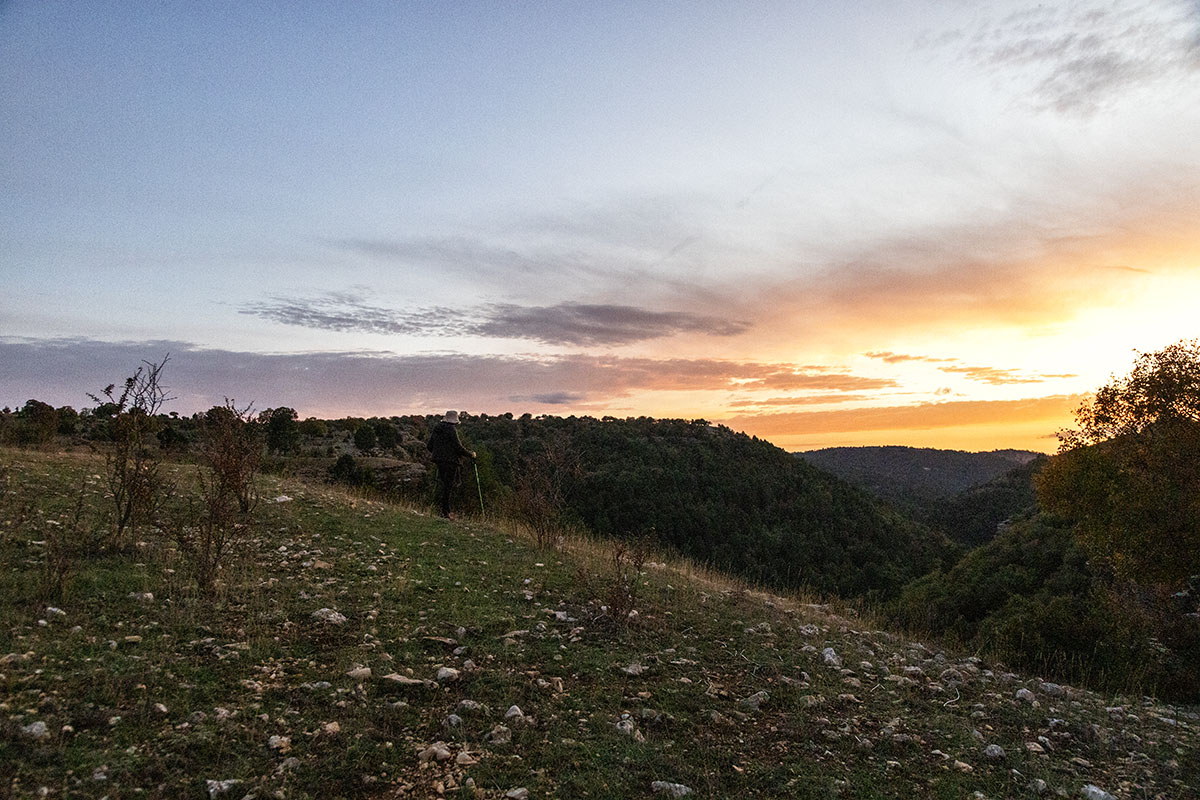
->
xmin=823 ymin=647 xmax=842 ymax=667
xmin=651 ymin=780 xmax=694 ymax=797
xmin=206 ymin=779 xmax=242 ymax=797
xmin=436 ymin=666 xmax=460 ymax=682
xmin=418 ymin=742 xmax=453 ymax=762
xmin=21 ymin=721 xmax=49 ymax=741
xmin=505 ymin=789 xmax=529 ymax=800
xmin=740 ymin=690 xmax=769 ymax=712
xmin=1015 ymin=688 xmax=1036 ymax=703
xmin=1081 ymin=786 xmax=1116 ymax=800
xmin=345 ymin=665 xmax=371 ymax=680
xmin=504 ymin=705 xmax=524 ymax=720
xmin=267 ymin=735 xmax=291 ymax=753
xmin=622 ymin=662 xmax=646 ymax=676
xmin=983 ymin=744 xmax=1006 ymax=760
xmin=312 ymin=608 xmax=347 ymax=625
xmin=488 ymin=725 xmax=512 ymax=744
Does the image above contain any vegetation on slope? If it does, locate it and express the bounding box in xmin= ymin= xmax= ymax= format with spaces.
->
xmin=460 ymin=416 xmax=955 ymax=601
xmin=2 ymin=449 xmax=1196 ymax=799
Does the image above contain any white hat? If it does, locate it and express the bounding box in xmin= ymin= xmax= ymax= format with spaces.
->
xmin=443 ymin=410 xmax=460 ymax=424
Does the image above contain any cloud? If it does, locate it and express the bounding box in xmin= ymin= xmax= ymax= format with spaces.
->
xmin=241 ymin=294 xmax=751 ymax=346
xmin=948 ymin=2 xmax=1200 ymax=115
xmin=0 ymin=338 xmax=893 ymax=418
xmin=864 ymin=351 xmax=958 ymax=364
xmin=938 ymin=365 xmax=1078 ymax=385
xmin=476 ymin=302 xmax=750 ymax=346
xmin=721 ymin=394 xmax=1084 ymax=437
xmin=726 ymin=394 xmax=873 ymax=409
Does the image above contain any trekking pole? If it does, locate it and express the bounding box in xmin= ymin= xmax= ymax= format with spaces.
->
xmin=473 ymin=461 xmax=485 ymax=515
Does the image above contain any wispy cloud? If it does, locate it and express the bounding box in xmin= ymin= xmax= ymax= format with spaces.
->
xmin=241 ymin=293 xmax=751 ymax=347
xmin=864 ymin=351 xmax=957 ymax=364
xmin=938 ymin=365 xmax=1078 ymax=385
xmin=940 ymin=2 xmax=1200 ymax=115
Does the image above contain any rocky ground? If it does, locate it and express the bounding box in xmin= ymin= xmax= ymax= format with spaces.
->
xmin=1 ymin=449 xmax=1196 ymax=798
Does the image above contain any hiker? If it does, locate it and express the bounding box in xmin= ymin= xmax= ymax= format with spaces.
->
xmin=426 ymin=410 xmax=476 ymax=518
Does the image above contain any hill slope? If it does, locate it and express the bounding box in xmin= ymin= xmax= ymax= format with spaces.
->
xmin=2 ymin=449 xmax=1196 ymax=798
xmin=797 ymin=446 xmax=1041 ymax=505
xmin=461 ymin=416 xmax=953 ymax=600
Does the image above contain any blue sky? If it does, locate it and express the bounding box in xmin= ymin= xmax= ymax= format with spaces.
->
xmin=4 ymin=1 xmax=1200 ymax=450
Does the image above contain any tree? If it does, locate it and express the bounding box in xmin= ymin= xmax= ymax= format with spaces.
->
xmin=353 ymin=423 xmax=377 ymax=453
xmin=262 ymin=407 xmax=299 ymax=454
xmin=1036 ymin=339 xmax=1200 ymax=587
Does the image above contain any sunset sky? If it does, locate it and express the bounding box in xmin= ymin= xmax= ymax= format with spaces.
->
xmin=3 ymin=1 xmax=1199 ymax=452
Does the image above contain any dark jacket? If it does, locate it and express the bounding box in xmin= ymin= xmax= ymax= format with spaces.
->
xmin=427 ymin=421 xmax=472 ymax=464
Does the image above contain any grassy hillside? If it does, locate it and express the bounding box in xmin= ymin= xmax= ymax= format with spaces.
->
xmin=2 ymin=448 xmax=1196 ymax=799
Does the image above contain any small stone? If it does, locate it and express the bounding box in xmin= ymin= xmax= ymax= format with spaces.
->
xmin=418 ymin=742 xmax=452 ymax=762
xmin=312 ymin=608 xmax=347 ymax=625
xmin=322 ymin=721 xmax=340 ymax=735
xmin=952 ymin=760 xmax=973 ymax=773
xmin=205 ymin=779 xmax=243 ymax=797
xmin=622 ymin=663 xmax=646 ymax=676
xmin=984 ymin=744 xmax=1006 ymax=760
xmin=822 ymin=647 xmax=842 ymax=667
xmin=488 ymin=725 xmax=512 ymax=744
xmin=455 ymin=751 xmax=478 ymax=765
xmin=444 ymin=714 xmax=463 ymax=731
xmin=267 ymin=735 xmax=291 ymax=753
xmin=504 ymin=705 xmax=524 ymax=720
xmin=651 ymin=780 xmax=694 ymax=797
xmin=1039 ymin=681 xmax=1066 ymax=698
xmin=21 ymin=721 xmax=50 ymax=741
xmin=505 ymin=789 xmax=529 ymax=800
xmin=740 ymin=690 xmax=769 ymax=712
xmin=1015 ymin=688 xmax=1036 ymax=703
xmin=1081 ymin=786 xmax=1116 ymax=800
xmin=1029 ymin=779 xmax=1049 ymax=795
xmin=346 ymin=665 xmax=372 ymax=680
xmin=436 ymin=666 xmax=460 ymax=682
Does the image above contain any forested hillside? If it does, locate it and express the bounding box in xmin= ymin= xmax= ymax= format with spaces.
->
xmin=459 ymin=416 xmax=954 ymax=601
xmin=797 ymin=445 xmax=1040 ymax=506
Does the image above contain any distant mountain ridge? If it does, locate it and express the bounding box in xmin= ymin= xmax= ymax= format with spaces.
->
xmin=796 ymin=445 xmax=1042 ymax=504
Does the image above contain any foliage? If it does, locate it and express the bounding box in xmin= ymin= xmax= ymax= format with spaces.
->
xmin=798 ymin=446 xmax=1040 ymax=508
xmin=921 ymin=457 xmax=1045 ymax=547
xmin=87 ymin=355 xmax=173 ymax=550
xmin=353 ymin=422 xmax=377 ymax=453
xmin=886 ymin=514 xmax=1197 ymax=699
xmin=329 ymin=453 xmax=372 ymax=486
xmin=461 ymin=415 xmax=954 ymax=600
xmin=262 ymin=406 xmax=299 ymax=454
xmin=1036 ymin=339 xmax=1200 ymax=586
xmin=201 ymin=401 xmax=262 ymax=514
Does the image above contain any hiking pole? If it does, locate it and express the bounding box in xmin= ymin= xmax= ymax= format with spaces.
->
xmin=474 ymin=461 xmax=485 ymax=515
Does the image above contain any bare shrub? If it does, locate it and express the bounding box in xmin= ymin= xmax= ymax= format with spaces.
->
xmin=603 ymin=538 xmax=650 ymax=625
xmin=89 ymin=355 xmax=173 ymax=551
xmin=166 ymin=400 xmax=262 ymax=596
xmin=168 ymin=473 xmax=245 ymax=597
xmin=511 ymin=436 xmax=579 ymax=549
xmin=201 ymin=400 xmax=262 ymax=514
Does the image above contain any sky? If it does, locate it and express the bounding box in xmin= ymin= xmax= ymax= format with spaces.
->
xmin=3 ymin=1 xmax=1199 ymax=452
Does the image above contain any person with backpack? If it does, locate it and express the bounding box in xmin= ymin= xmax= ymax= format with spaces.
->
xmin=426 ymin=410 xmax=476 ymax=518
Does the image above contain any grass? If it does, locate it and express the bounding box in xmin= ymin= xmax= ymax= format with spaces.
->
xmin=1 ymin=447 xmax=1197 ymax=799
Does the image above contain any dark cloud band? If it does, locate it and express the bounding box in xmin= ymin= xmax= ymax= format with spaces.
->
xmin=241 ymin=294 xmax=751 ymax=347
